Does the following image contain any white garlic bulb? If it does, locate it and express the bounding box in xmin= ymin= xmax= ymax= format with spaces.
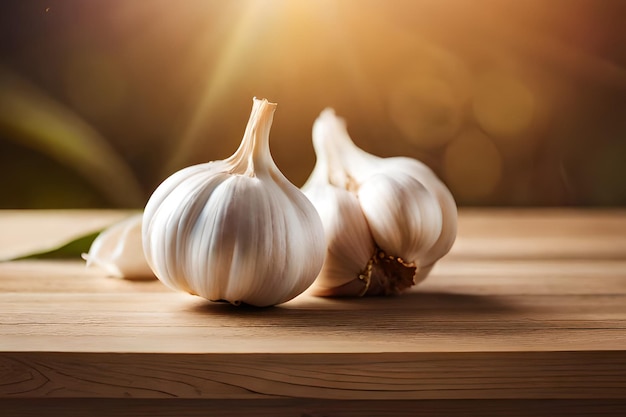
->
xmin=142 ymin=98 xmax=326 ymax=307
xmin=82 ymin=214 xmax=155 ymax=280
xmin=302 ymin=109 xmax=457 ymax=296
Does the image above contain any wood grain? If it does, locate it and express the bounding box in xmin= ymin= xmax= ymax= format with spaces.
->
xmin=1 ymin=209 xmax=625 ymax=415
xmin=2 ymin=351 xmax=625 ymax=400
xmin=452 ymin=208 xmax=626 ymax=260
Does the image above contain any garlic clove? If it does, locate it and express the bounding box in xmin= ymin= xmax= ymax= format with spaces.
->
xmin=142 ymin=98 xmax=326 ymax=307
xmin=384 ymin=156 xmax=458 ymax=271
xmin=82 ymin=213 xmax=155 ymax=280
xmin=356 ymin=171 xmax=443 ymax=263
xmin=304 ymin=183 xmax=374 ymax=294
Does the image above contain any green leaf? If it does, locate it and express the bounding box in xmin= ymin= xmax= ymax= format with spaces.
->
xmin=12 ymin=230 xmax=102 ymax=260
xmin=0 ymin=66 xmax=144 ymax=207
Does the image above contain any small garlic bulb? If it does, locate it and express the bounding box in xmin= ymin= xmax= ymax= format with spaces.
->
xmin=302 ymin=109 xmax=457 ymax=296
xmin=82 ymin=214 xmax=155 ymax=280
xmin=142 ymin=98 xmax=326 ymax=307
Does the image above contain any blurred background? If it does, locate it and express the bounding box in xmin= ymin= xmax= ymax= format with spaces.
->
xmin=1 ymin=0 xmax=625 ymax=208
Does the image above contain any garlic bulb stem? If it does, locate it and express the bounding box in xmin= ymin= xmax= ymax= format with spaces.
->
xmin=227 ymin=98 xmax=275 ymax=177
xmin=311 ymin=109 xmax=376 ymax=185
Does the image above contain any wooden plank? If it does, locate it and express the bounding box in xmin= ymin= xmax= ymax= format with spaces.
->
xmin=1 ymin=209 xmax=625 ymax=407
xmin=1 ymin=258 xmax=626 ymax=353
xmin=4 ymin=399 xmax=626 ymax=417
xmin=452 ymin=208 xmax=626 ymax=260
xmin=2 ymin=259 xmax=626 ymax=295
xmin=2 ymin=352 xmax=625 ymax=400
xmin=0 ymin=210 xmax=134 ymax=261
xmin=0 ymin=260 xmax=162 ymax=293
xmin=2 ymin=291 xmax=626 ymax=353
xmin=2 ymin=208 xmax=625 ymax=262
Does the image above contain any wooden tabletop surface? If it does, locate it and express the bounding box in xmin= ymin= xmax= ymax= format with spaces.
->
xmin=1 ymin=209 xmax=626 ymax=416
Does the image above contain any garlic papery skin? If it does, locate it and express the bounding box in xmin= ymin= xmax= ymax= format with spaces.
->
xmin=142 ymin=98 xmax=326 ymax=307
xmin=82 ymin=213 xmax=155 ymax=280
xmin=302 ymin=108 xmax=457 ymax=296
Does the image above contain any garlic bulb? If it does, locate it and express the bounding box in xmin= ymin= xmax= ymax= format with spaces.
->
xmin=142 ymin=98 xmax=326 ymax=307
xmin=302 ymin=109 xmax=457 ymax=296
xmin=82 ymin=214 xmax=155 ymax=280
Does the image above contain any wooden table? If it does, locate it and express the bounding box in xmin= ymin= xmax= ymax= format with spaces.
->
xmin=1 ymin=209 xmax=626 ymax=416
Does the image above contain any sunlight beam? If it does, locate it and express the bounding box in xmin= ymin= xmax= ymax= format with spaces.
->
xmin=165 ymin=0 xmax=281 ymax=175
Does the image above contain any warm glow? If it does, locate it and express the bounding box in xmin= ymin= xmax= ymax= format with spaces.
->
xmin=389 ymin=75 xmax=464 ymax=149
xmin=443 ymin=129 xmax=502 ymax=201
xmin=63 ymin=51 xmax=126 ymax=121
xmin=473 ymin=70 xmax=535 ymax=138
xmin=2 ymin=0 xmax=626 ymax=207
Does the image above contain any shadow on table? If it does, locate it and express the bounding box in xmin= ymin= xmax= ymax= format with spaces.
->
xmin=190 ymin=290 xmax=517 ymax=311
xmin=184 ymin=290 xmax=535 ymax=335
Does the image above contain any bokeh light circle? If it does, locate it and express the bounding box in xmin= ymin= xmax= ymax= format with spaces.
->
xmin=388 ymin=76 xmax=465 ymax=149
xmin=472 ymin=71 xmax=534 ymax=138
xmin=443 ymin=128 xmax=503 ymax=200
